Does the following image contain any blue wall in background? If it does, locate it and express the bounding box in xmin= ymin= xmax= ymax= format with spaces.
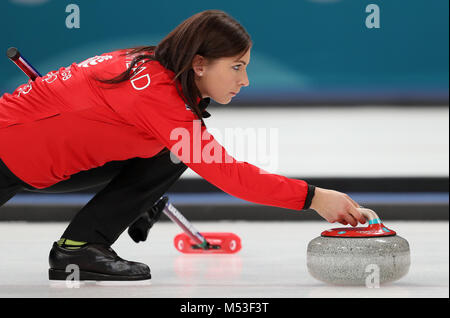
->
xmin=1 ymin=0 xmax=448 ymax=104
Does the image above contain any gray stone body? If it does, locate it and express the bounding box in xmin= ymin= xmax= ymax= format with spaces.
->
xmin=307 ymin=235 xmax=410 ymax=285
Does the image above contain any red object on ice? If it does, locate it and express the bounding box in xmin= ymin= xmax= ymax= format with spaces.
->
xmin=321 ymin=219 xmax=396 ymax=238
xmin=174 ymin=232 xmax=242 ymax=254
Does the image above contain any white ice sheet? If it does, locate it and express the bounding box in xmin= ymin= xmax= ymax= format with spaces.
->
xmin=0 ymin=221 xmax=448 ymax=298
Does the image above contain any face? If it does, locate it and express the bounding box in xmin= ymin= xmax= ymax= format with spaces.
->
xmin=192 ymin=48 xmax=251 ymax=104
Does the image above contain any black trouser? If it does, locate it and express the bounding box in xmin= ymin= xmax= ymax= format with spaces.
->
xmin=0 ymin=149 xmax=187 ymax=246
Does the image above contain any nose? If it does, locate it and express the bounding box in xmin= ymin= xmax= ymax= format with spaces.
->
xmin=240 ymin=71 xmax=249 ymax=87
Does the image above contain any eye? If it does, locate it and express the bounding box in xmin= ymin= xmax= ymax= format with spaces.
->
xmin=232 ymin=65 xmax=242 ymax=71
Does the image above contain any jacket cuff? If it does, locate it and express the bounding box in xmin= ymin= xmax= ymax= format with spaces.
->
xmin=302 ymin=184 xmax=316 ymax=210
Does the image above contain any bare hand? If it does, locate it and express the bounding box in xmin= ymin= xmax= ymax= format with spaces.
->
xmin=309 ymin=187 xmax=366 ymax=227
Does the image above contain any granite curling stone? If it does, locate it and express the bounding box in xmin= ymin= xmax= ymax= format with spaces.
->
xmin=307 ymin=208 xmax=410 ymax=286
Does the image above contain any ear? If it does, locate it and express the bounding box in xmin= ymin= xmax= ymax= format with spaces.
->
xmin=192 ymin=54 xmax=206 ymax=76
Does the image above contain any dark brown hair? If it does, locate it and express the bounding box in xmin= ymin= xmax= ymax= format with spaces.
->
xmin=96 ymin=10 xmax=252 ymax=125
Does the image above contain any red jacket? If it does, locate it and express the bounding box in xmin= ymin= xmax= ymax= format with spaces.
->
xmin=0 ymin=50 xmax=311 ymax=210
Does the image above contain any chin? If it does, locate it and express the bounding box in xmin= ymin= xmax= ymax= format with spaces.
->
xmin=213 ymin=97 xmax=232 ymax=105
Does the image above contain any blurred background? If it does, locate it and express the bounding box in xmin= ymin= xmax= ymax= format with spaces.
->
xmin=0 ymin=0 xmax=448 ymax=221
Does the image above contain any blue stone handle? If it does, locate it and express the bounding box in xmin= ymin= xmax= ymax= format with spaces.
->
xmin=357 ymin=207 xmax=382 ymax=225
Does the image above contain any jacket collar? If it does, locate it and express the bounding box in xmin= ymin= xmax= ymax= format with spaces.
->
xmin=199 ymin=97 xmax=211 ymax=118
xmin=163 ymin=64 xmax=211 ymax=118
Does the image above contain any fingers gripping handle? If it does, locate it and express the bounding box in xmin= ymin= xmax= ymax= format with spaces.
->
xmin=357 ymin=207 xmax=382 ymax=225
xmin=321 ymin=207 xmax=396 ymax=237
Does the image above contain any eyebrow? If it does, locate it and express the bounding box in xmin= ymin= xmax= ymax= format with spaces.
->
xmin=235 ymin=60 xmax=247 ymax=65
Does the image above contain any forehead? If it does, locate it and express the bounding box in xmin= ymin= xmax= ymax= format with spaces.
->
xmin=218 ymin=49 xmax=251 ymax=64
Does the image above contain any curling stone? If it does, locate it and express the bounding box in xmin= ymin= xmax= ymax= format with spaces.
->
xmin=307 ymin=208 xmax=410 ymax=286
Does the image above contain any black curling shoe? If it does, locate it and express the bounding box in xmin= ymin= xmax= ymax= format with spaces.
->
xmin=48 ymin=242 xmax=151 ymax=281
